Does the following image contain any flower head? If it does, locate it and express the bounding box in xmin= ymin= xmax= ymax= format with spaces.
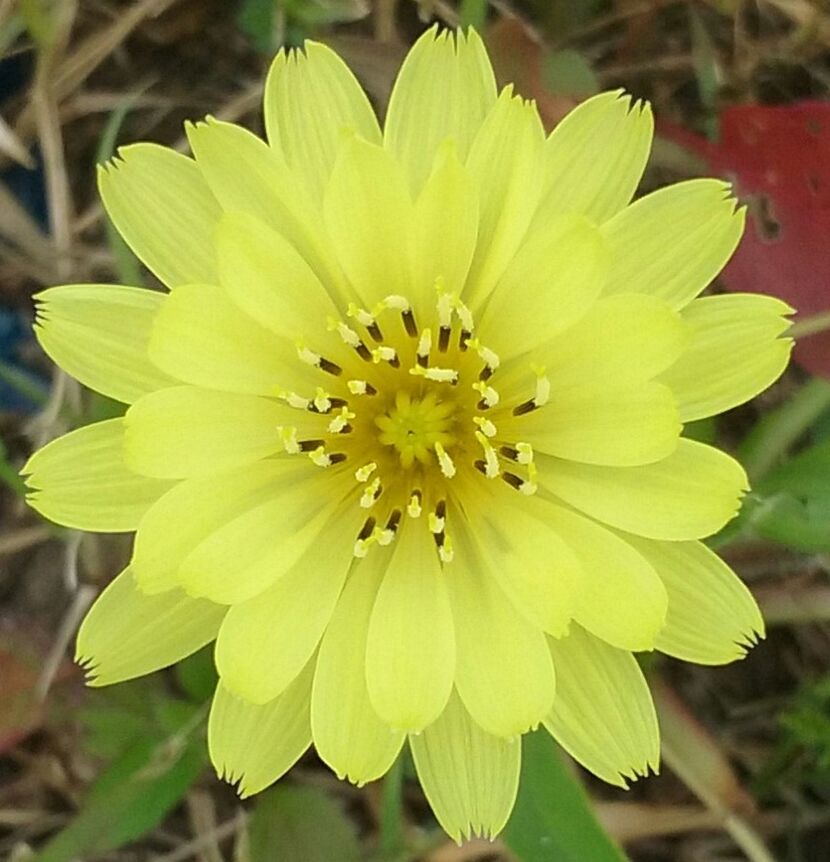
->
xmin=24 ymin=27 xmax=792 ymax=841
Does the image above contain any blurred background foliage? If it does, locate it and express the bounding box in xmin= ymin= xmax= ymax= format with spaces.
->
xmin=1 ymin=0 xmax=830 ymax=860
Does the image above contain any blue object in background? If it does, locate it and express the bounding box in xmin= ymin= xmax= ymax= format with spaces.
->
xmin=0 ymin=45 xmax=50 ymax=413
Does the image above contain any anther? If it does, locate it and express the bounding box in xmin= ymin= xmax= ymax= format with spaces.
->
xmin=533 ymin=366 xmax=551 ymax=407
xmin=475 ymin=431 xmax=500 ymax=478
xmin=512 ymin=399 xmax=536 ymax=417
xmin=360 ymin=477 xmax=382 ymax=508
xmin=355 ymin=462 xmax=377 ymax=482
xmin=371 ymin=345 xmax=398 ymax=365
xmin=416 ymin=329 xmax=432 ymax=367
xmin=308 ymin=446 xmax=332 ymax=468
xmin=378 ymin=509 xmax=403 ymax=545
xmin=410 ymin=365 xmax=459 ymax=384
xmin=312 ymin=388 xmax=332 ymax=413
xmin=329 ymin=453 xmax=348 ymax=465
xmin=278 ymin=426 xmax=300 ymax=454
xmin=367 ymin=322 xmax=383 ymax=342
xmin=434 ymin=442 xmax=457 ymax=479
xmin=297 ymin=344 xmax=321 ymax=367
xmin=453 ymin=297 xmax=474 ymax=332
xmin=386 ymin=509 xmax=403 ymax=532
xmin=332 ymin=319 xmax=361 ymax=347
xmin=438 ymin=326 xmax=451 ymax=353
xmin=459 ymin=330 xmax=472 ymax=351
xmin=436 ymin=499 xmax=446 ymax=520
xmin=502 ymin=471 xmax=524 ymax=490
xmin=381 ymin=294 xmax=410 ymax=311
xmin=358 ymin=517 xmax=376 ymax=541
xmin=499 ymin=445 xmax=519 ymax=461
xmin=347 ymin=379 xmax=377 ymax=396
xmin=298 ymin=438 xmax=325 ymax=452
xmin=438 ymin=535 xmax=454 ymax=563
xmin=407 ymin=489 xmax=423 ymax=518
xmin=347 ymin=303 xmax=382 ymax=341
xmin=327 ymin=407 xmax=355 ymax=434
xmin=473 ymin=416 xmax=497 ymax=438
xmin=520 ymin=462 xmax=538 ymax=496
xmin=436 ymin=290 xmax=453 ymax=329
xmin=402 ymin=308 xmax=418 ymax=337
xmin=355 ymin=342 xmax=372 ymax=362
xmin=319 ymin=356 xmax=342 ymax=376
xmin=473 ymin=381 xmax=499 ymax=409
xmin=516 ymin=442 xmax=534 ymax=465
xmin=285 ymin=392 xmax=311 ymax=410
xmin=354 ymin=518 xmax=377 ymax=557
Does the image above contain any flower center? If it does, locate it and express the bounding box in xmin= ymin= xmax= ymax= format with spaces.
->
xmin=274 ymin=288 xmax=546 ymax=563
xmin=375 ymin=390 xmax=456 ymax=469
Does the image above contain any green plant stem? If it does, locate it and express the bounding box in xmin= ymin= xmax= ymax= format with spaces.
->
xmin=739 ymin=377 xmax=830 ymax=481
xmin=379 ymin=753 xmax=404 ymax=859
xmin=789 ymin=311 xmax=830 ymax=340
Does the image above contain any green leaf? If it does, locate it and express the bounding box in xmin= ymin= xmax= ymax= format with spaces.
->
xmin=721 ymin=439 xmax=830 ymax=552
xmin=504 ymin=731 xmax=627 ymax=862
xmin=0 ymin=437 xmax=28 ymax=498
xmin=175 ymin=644 xmax=219 ymax=703
xmin=237 ymin=0 xmax=278 ymax=54
xmin=248 ymin=785 xmax=361 ymax=862
xmin=37 ymin=700 xmax=206 ymax=861
xmin=543 ymin=49 xmax=599 ymax=97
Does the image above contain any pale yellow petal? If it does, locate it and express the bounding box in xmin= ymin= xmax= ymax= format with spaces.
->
xmin=538 ymin=438 xmax=749 ymax=541
xmin=602 ymin=179 xmax=745 ymax=308
xmin=23 ymin=418 xmax=172 ymax=532
xmin=410 ymin=690 xmax=520 ymax=842
xmin=463 ymin=88 xmax=545 ymax=310
xmin=545 ymin=625 xmax=659 ymax=787
xmin=448 ymin=528 xmax=555 ymax=737
xmin=131 ymin=460 xmax=295 ymax=593
xmin=76 ymin=568 xmax=224 ymax=686
xmin=627 ymin=537 xmax=765 ymax=665
xmin=473 ymin=490 xmax=582 ymax=638
xmin=178 ymin=470 xmax=356 ymax=605
xmin=543 ymin=503 xmax=667 ymax=651
xmin=186 ymin=118 xmax=346 ymax=301
xmin=366 ymin=524 xmax=455 ymax=732
xmin=216 ymin=212 xmax=338 ymax=339
xmin=209 ymin=657 xmax=313 ymax=797
xmin=660 ymin=293 xmax=793 ymax=422
xmin=542 ymin=293 xmax=688 ymax=389
xmin=324 ymin=136 xmax=412 ymax=307
xmin=214 ymin=503 xmax=361 ymax=704
xmin=410 ymin=141 xmax=479 ymax=308
xmin=479 ymin=216 xmax=608 ymax=359
xmin=312 ymin=551 xmax=405 ymax=786
xmin=503 ymin=381 xmax=681 ymax=467
xmin=98 ymin=144 xmax=220 ymax=287
xmin=534 ymin=91 xmax=653 ymax=227
xmin=384 ymin=27 xmax=497 ymax=194
xmin=264 ymin=41 xmax=381 ymax=203
xmin=33 ymin=284 xmax=175 ymax=404
xmin=124 ymin=386 xmax=289 ymax=479
xmin=148 ymin=284 xmax=319 ymax=396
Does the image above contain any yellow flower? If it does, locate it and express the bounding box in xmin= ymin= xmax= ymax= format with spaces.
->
xmin=24 ymin=28 xmax=792 ymax=841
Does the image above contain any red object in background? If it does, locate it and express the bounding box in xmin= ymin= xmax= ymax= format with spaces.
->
xmin=662 ymin=102 xmax=830 ymax=378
